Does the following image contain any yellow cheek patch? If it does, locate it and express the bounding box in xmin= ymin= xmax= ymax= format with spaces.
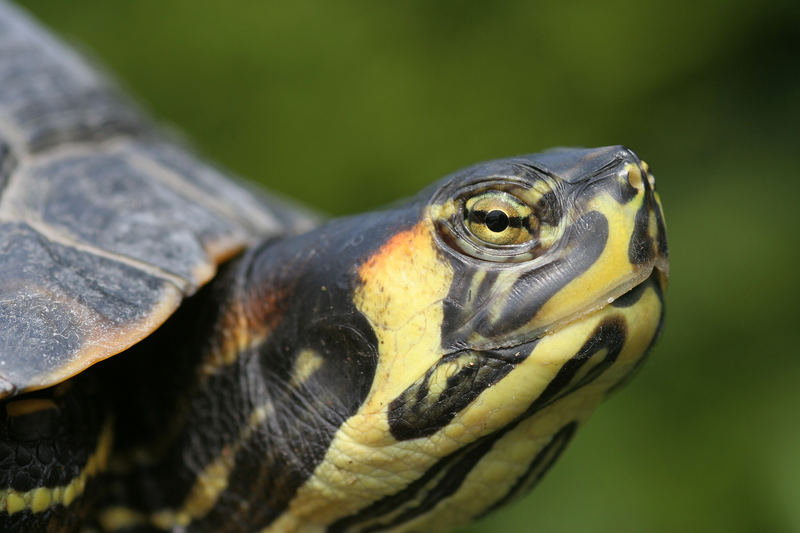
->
xmin=354 ymin=219 xmax=454 ymax=420
xmin=267 ymin=220 xmax=454 ymax=529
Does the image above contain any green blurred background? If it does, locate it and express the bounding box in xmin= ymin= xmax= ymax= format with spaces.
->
xmin=17 ymin=1 xmax=800 ymax=531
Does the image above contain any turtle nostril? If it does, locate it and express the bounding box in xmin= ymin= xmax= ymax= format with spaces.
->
xmin=622 ymin=163 xmax=644 ymax=191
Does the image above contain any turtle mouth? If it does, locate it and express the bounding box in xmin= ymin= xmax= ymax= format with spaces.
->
xmin=600 ymin=261 xmax=665 ymax=309
xmin=550 ymin=262 xmax=666 ymax=335
xmin=467 ymin=263 xmax=666 ymax=358
xmin=602 ymin=265 xmax=665 ymax=309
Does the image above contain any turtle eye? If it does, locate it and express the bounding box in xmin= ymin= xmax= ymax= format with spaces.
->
xmin=464 ymin=191 xmax=535 ymax=246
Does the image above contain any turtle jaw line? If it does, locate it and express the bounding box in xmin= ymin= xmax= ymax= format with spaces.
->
xmin=542 ymin=264 xmax=661 ymax=337
xmin=459 ymin=265 xmax=661 ymax=357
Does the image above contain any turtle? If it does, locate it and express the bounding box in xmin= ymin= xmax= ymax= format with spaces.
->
xmin=0 ymin=2 xmax=669 ymax=533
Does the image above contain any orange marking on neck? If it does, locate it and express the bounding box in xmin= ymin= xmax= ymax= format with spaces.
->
xmin=358 ymin=221 xmax=436 ymax=283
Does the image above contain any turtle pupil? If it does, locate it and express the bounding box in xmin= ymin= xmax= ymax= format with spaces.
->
xmin=485 ymin=210 xmax=509 ymax=232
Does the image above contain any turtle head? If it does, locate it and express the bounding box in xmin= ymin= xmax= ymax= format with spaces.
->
xmin=241 ymin=147 xmax=668 ymax=531
xmin=346 ymin=144 xmax=668 ymax=436
xmin=429 ymin=145 xmax=669 ymax=352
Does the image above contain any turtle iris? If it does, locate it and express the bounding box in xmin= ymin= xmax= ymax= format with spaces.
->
xmin=465 ymin=191 xmax=534 ymax=246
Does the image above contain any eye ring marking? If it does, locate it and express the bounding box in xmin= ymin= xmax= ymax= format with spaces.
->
xmin=430 ymin=177 xmax=563 ymax=264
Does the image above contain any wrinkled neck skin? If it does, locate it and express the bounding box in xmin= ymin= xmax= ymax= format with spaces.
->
xmin=102 ymin=207 xmax=425 ymax=531
xmin=105 ymin=147 xmax=667 ymax=533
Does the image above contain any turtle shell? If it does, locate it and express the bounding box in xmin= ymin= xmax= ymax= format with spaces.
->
xmin=0 ymin=2 xmax=316 ymax=398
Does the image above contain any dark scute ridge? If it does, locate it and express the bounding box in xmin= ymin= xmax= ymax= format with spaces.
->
xmin=23 ymin=152 xmax=238 ymax=285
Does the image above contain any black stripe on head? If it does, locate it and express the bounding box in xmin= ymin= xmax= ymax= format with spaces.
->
xmin=475 ymin=270 xmax=499 ymax=306
xmin=441 ymin=269 xmax=498 ymax=347
xmin=387 ymin=340 xmax=538 ymax=441
xmin=331 ymin=419 xmax=579 ymax=532
xmin=533 ymin=190 xmax=563 ymax=227
xmin=607 ymin=275 xmax=666 ymax=395
xmin=628 ymin=201 xmax=655 ymax=265
xmin=654 ymin=199 xmax=669 ymax=258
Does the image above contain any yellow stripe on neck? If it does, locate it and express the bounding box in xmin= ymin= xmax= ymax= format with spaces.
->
xmin=147 ymin=401 xmax=275 ymax=530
